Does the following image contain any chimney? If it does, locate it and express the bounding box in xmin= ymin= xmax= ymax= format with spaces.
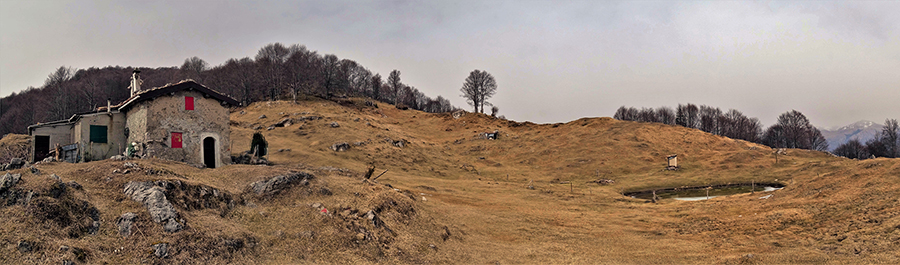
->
xmin=130 ymin=69 xmax=142 ymax=96
xmin=107 ymin=98 xmax=111 ymax=114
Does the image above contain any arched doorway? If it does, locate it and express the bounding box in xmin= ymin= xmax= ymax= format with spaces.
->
xmin=203 ymin=137 xmax=216 ymax=168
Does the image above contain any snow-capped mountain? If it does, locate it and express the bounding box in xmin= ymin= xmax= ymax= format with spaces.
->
xmin=820 ymin=120 xmax=884 ymax=151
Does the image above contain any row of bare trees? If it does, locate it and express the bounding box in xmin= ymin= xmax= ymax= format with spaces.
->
xmin=0 ymin=43 xmax=459 ymax=137
xmin=833 ymin=119 xmax=900 ymax=159
xmin=198 ymin=43 xmax=456 ymax=113
xmin=614 ymin=104 xmax=828 ymax=151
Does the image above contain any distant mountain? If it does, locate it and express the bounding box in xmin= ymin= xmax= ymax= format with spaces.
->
xmin=820 ymin=120 xmax=884 ymax=151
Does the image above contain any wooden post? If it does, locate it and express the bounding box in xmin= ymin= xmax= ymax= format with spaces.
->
xmin=751 ymin=181 xmax=755 ymax=193
xmin=372 ymin=170 xmax=388 ymax=181
xmin=570 ymin=182 xmax=573 ymax=193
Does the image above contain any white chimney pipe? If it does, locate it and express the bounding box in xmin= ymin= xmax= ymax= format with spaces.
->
xmin=130 ymin=69 xmax=142 ymax=96
xmin=107 ymin=98 xmax=111 ymax=113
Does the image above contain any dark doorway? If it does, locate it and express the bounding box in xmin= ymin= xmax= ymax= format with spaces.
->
xmin=34 ymin=136 xmax=50 ymax=162
xmin=203 ymin=137 xmax=216 ymax=169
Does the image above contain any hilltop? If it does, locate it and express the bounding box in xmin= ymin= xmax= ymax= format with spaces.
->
xmin=2 ymin=97 xmax=898 ymax=264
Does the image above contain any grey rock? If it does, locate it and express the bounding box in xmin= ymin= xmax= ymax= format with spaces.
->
xmin=116 ymin=212 xmax=137 ymax=237
xmin=330 ymin=122 xmax=340 ymax=128
xmin=331 ymin=142 xmax=350 ymax=152
xmin=1 ymin=173 xmax=21 ymax=192
xmin=152 ymin=243 xmax=168 ymax=258
xmin=59 ymin=245 xmax=70 ymax=252
xmin=249 ymin=172 xmax=314 ymax=196
xmin=7 ymin=158 xmax=25 ymax=170
xmin=123 ymin=181 xmax=179 ymax=224
xmin=17 ymin=240 xmax=33 ymax=252
xmin=50 ymin=174 xmax=61 ymax=181
xmin=29 ymin=167 xmax=40 ymax=175
xmin=66 ymin=181 xmax=82 ymax=190
xmin=89 ymin=220 xmax=101 ymax=235
xmin=273 ymin=118 xmax=293 ymax=127
xmin=62 ymin=260 xmax=75 ymax=265
xmin=258 ymin=114 xmax=267 ymax=119
xmin=164 ymin=219 xmax=183 ymax=233
xmin=123 ymin=162 xmax=138 ymax=168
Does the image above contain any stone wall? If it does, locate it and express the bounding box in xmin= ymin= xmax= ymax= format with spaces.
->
xmin=126 ymin=90 xmax=231 ymax=167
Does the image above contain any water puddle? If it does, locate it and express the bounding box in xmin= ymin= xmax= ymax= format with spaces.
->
xmin=623 ymin=183 xmax=784 ymax=201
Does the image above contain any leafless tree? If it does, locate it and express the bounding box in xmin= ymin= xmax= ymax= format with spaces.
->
xmin=882 ymin=118 xmax=899 ymax=157
xmin=46 ymin=66 xmax=75 ymax=120
xmin=764 ymin=110 xmax=827 ymax=151
xmin=180 ymin=56 xmax=208 ymax=82
xmin=833 ymin=139 xmax=868 ymax=159
xmin=255 ymin=43 xmax=296 ymax=100
xmin=676 ymin=103 xmax=700 ymax=129
xmin=369 ymin=74 xmax=383 ymax=100
xmin=459 ymin=69 xmax=497 ymax=113
xmin=285 ymin=45 xmax=321 ymax=103
xmin=387 ymin=70 xmax=402 ymax=104
xmin=655 ymin=106 xmax=676 ymax=125
xmin=698 ymin=105 xmax=722 ymax=135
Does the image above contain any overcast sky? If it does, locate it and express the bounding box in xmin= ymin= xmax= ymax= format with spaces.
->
xmin=1 ymin=0 xmax=898 ymax=128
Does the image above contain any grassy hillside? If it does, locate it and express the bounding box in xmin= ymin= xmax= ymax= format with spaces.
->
xmin=2 ymin=98 xmax=898 ymax=264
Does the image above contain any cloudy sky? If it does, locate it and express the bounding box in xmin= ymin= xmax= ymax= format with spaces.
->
xmin=1 ymin=0 xmax=897 ymax=128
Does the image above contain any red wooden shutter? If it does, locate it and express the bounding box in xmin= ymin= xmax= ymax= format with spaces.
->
xmin=185 ymin=96 xmax=194 ymax=110
xmin=171 ymin=132 xmax=183 ymax=148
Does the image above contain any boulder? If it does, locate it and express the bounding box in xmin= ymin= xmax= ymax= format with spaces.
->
xmin=7 ymin=157 xmax=26 ymax=169
xmin=331 ymin=142 xmax=350 ymax=152
xmin=152 ymin=243 xmax=168 ymax=258
xmin=164 ymin=218 xmax=184 ymax=233
xmin=273 ymin=118 xmax=293 ymax=127
xmin=116 ymin=212 xmax=137 ymax=237
xmin=330 ymin=122 xmax=340 ymax=128
xmin=123 ymin=181 xmax=179 ymax=227
xmin=248 ymin=172 xmax=314 ymax=196
xmin=1 ymin=173 xmax=21 ymax=193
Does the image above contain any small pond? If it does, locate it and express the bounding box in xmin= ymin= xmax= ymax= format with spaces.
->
xmin=623 ymin=183 xmax=784 ymax=201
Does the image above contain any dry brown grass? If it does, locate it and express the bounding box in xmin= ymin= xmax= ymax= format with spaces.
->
xmin=2 ymin=98 xmax=898 ymax=264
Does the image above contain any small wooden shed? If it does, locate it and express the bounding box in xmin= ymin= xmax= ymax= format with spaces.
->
xmin=666 ymin=154 xmax=678 ymax=170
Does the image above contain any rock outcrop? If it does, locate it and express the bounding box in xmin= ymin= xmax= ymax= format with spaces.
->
xmin=124 ymin=181 xmax=182 ymax=232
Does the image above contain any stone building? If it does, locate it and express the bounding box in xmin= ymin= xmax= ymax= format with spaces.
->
xmin=28 ymin=71 xmax=240 ymax=168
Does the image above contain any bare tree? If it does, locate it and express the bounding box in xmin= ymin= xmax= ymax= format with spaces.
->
xmin=285 ymin=45 xmax=321 ymax=103
xmin=369 ymin=74 xmax=383 ymax=100
xmin=181 ymin=56 xmax=208 ymax=82
xmin=459 ymin=69 xmax=497 ymax=113
xmin=656 ymin=106 xmax=676 ymax=125
xmin=387 ymin=70 xmax=402 ymax=104
xmin=46 ymin=66 xmax=75 ymax=120
xmin=698 ymin=105 xmax=722 ymax=135
xmin=882 ymin=118 xmax=899 ymax=157
xmin=676 ymin=103 xmax=700 ymax=129
xmin=833 ymin=139 xmax=869 ymax=159
xmin=255 ymin=43 xmax=296 ymax=100
xmin=764 ymin=110 xmax=827 ymax=151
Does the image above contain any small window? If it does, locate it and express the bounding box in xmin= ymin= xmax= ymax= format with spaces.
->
xmin=185 ymin=96 xmax=194 ymax=110
xmin=171 ymin=132 xmax=183 ymax=148
xmin=90 ymin=125 xmax=107 ymax=143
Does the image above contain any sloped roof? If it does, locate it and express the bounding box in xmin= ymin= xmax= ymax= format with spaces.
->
xmin=116 ymin=80 xmax=240 ymax=111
